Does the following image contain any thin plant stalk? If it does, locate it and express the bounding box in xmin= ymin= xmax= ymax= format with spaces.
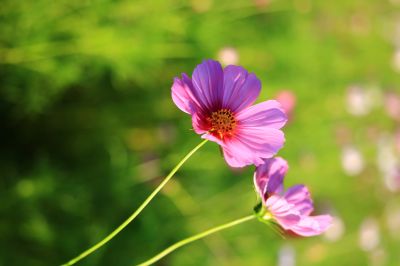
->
xmin=136 ymin=214 xmax=256 ymax=266
xmin=62 ymin=139 xmax=208 ymax=266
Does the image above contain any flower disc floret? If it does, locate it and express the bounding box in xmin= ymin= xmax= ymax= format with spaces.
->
xmin=208 ymin=108 xmax=237 ymax=139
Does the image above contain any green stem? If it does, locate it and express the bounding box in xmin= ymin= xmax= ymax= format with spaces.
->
xmin=62 ymin=139 xmax=208 ymax=266
xmin=136 ymin=214 xmax=256 ymax=266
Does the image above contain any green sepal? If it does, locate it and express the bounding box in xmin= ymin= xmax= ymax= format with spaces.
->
xmin=253 ymin=202 xmax=286 ymax=239
xmin=253 ymin=202 xmax=264 ymax=216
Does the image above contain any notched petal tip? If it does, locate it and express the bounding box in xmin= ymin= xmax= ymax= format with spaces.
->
xmin=192 ymin=59 xmax=224 ymax=111
xmin=290 ymin=215 xmax=333 ymax=237
xmin=222 ymin=66 xmax=262 ymax=113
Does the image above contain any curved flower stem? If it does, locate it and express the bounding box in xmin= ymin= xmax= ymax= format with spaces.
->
xmin=62 ymin=139 xmax=208 ymax=266
xmin=136 ymin=214 xmax=256 ymax=266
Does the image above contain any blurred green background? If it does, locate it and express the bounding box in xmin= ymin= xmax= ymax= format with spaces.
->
xmin=1 ymin=0 xmax=400 ymax=265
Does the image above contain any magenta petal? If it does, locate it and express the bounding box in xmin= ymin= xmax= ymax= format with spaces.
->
xmin=222 ymin=128 xmax=284 ymax=168
xmin=275 ymin=213 xmax=302 ymax=230
xmin=191 ymin=112 xmax=208 ymax=134
xmin=284 ymin=185 xmax=310 ymax=201
xmin=238 ymin=127 xmax=285 ymax=159
xmin=227 ymin=103 xmax=286 ymax=166
xmin=254 ymin=157 xmax=288 ymax=199
xmin=266 ymin=195 xmax=294 ymax=214
xmin=266 ymin=195 xmax=301 ymax=229
xmin=192 ymin=59 xmax=224 ymax=111
xmin=284 ymin=185 xmax=314 ymax=216
xmin=222 ymin=65 xmax=261 ymax=113
xmin=293 ymin=199 xmax=314 ymax=216
xmin=222 ymin=136 xmax=263 ymax=167
xmin=171 ymin=74 xmax=195 ymax=114
xmin=221 ymin=150 xmax=243 ymax=168
xmin=290 ymin=215 xmax=333 ymax=237
xmin=201 ymin=133 xmax=224 ymax=146
xmin=265 ymin=194 xmax=331 ymax=235
xmin=236 ymin=100 xmax=287 ymax=130
xmin=265 ymin=157 xmax=288 ymax=195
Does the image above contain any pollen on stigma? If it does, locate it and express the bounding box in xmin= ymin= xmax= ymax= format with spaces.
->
xmin=207 ymin=108 xmax=237 ymax=139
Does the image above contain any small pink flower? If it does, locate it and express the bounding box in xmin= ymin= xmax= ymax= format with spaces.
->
xmin=254 ymin=157 xmax=332 ymax=237
xmin=275 ymin=90 xmax=296 ymax=122
xmin=384 ymin=91 xmax=400 ymax=122
xmin=172 ymin=59 xmax=287 ymax=167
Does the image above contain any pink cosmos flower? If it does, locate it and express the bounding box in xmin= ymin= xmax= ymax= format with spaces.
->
xmin=172 ymin=59 xmax=287 ymax=167
xmin=254 ymin=157 xmax=332 ymax=237
xmin=275 ymin=90 xmax=296 ymax=122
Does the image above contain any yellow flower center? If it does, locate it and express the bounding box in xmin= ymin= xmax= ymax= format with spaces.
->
xmin=208 ymin=109 xmax=237 ymax=139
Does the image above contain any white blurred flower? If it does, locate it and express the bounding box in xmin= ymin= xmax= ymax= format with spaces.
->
xmin=346 ymin=85 xmax=376 ymax=116
xmin=377 ymin=134 xmax=397 ymax=173
xmin=278 ymin=244 xmax=296 ymax=266
xmin=377 ymin=134 xmax=400 ymax=192
xmin=359 ymin=217 xmax=380 ymax=252
xmin=341 ymin=146 xmax=365 ymax=176
xmin=383 ymin=167 xmax=400 ymax=192
xmin=395 ymin=128 xmax=400 ymax=153
xmin=217 ymin=47 xmax=239 ymax=66
xmin=385 ymin=204 xmax=400 ymax=239
xmin=324 ymin=216 xmax=345 ymax=242
xmin=393 ymin=49 xmax=400 ymax=73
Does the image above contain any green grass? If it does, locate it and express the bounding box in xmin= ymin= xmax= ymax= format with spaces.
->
xmin=1 ymin=0 xmax=400 ymax=265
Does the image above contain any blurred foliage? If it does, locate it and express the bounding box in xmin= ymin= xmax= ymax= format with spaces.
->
xmin=1 ymin=0 xmax=400 ymax=265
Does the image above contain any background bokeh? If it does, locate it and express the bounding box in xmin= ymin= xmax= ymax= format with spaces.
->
xmin=1 ymin=0 xmax=400 ymax=265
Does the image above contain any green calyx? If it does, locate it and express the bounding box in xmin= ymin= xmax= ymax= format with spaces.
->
xmin=253 ymin=202 xmax=272 ymax=221
xmin=253 ymin=202 xmax=285 ymax=238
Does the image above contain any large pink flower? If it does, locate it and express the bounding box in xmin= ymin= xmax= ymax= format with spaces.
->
xmin=254 ymin=157 xmax=332 ymax=237
xmin=172 ymin=59 xmax=287 ymax=167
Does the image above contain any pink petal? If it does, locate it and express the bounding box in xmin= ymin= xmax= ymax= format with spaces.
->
xmin=276 ymin=214 xmax=302 ymax=230
xmin=222 ymin=128 xmax=285 ymax=168
xmin=284 ymin=185 xmax=314 ymax=216
xmin=222 ymin=137 xmax=263 ymax=167
xmin=254 ymin=157 xmax=288 ymax=200
xmin=236 ymin=100 xmax=287 ymax=130
xmin=285 ymin=185 xmax=310 ymax=201
xmin=201 ymin=133 xmax=224 ymax=146
xmin=290 ymin=215 xmax=333 ymax=237
xmin=293 ymin=200 xmax=314 ymax=216
xmin=266 ymin=195 xmax=301 ymax=229
xmin=192 ymin=59 xmax=224 ymax=111
xmin=171 ymin=74 xmax=196 ymax=114
xmin=222 ymin=65 xmax=261 ymax=113
xmin=192 ymin=112 xmax=209 ymax=134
